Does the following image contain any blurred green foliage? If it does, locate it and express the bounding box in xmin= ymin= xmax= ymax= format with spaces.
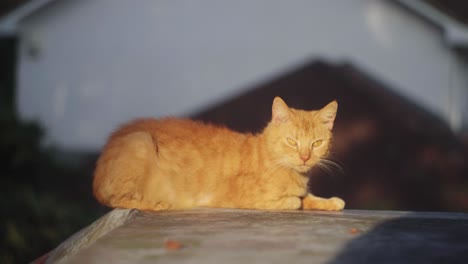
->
xmin=0 ymin=88 xmax=105 ymax=263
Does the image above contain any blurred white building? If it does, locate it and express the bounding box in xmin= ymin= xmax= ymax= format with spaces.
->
xmin=1 ymin=0 xmax=467 ymax=151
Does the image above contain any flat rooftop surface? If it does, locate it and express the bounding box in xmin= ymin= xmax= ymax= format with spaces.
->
xmin=47 ymin=209 xmax=468 ymax=264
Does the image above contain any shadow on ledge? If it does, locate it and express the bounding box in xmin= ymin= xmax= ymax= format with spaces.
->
xmin=328 ymin=213 xmax=468 ymax=264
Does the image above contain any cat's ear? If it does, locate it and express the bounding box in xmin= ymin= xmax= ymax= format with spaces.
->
xmin=272 ymin=97 xmax=290 ymax=124
xmin=319 ymin=100 xmax=338 ymax=130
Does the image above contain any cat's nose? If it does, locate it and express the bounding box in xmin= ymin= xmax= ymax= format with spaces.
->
xmin=300 ymin=153 xmax=310 ymax=162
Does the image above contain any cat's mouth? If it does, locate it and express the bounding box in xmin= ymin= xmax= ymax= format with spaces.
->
xmin=295 ymin=165 xmax=312 ymax=173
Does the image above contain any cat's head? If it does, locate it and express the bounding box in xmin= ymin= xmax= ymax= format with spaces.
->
xmin=263 ymin=97 xmax=337 ymax=174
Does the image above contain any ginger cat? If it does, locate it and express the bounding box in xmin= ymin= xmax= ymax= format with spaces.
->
xmin=93 ymin=97 xmax=345 ymax=211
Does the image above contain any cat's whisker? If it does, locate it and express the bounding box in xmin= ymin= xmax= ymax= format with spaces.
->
xmin=317 ymin=158 xmax=345 ymax=178
xmin=316 ymin=163 xmax=335 ymax=177
xmin=265 ymin=160 xmax=284 ymax=174
xmin=263 ymin=158 xmax=289 ymax=178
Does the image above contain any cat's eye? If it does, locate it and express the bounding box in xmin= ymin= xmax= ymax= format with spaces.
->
xmin=286 ymin=138 xmax=297 ymax=146
xmin=312 ymin=140 xmax=323 ymax=148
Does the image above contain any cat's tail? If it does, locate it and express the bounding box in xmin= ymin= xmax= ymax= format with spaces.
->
xmin=93 ymin=131 xmax=158 ymax=209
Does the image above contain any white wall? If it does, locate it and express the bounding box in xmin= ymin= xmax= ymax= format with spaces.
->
xmin=16 ymin=0 xmax=468 ymax=151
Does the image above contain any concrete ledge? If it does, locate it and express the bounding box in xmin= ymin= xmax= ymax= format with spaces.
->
xmin=47 ymin=209 xmax=468 ymax=263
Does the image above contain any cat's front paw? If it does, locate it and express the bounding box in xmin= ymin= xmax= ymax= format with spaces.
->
xmin=328 ymin=197 xmax=345 ymax=211
xmin=302 ymin=195 xmax=345 ymax=211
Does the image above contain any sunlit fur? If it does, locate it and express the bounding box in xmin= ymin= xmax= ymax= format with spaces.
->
xmin=93 ymin=97 xmax=345 ymax=211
